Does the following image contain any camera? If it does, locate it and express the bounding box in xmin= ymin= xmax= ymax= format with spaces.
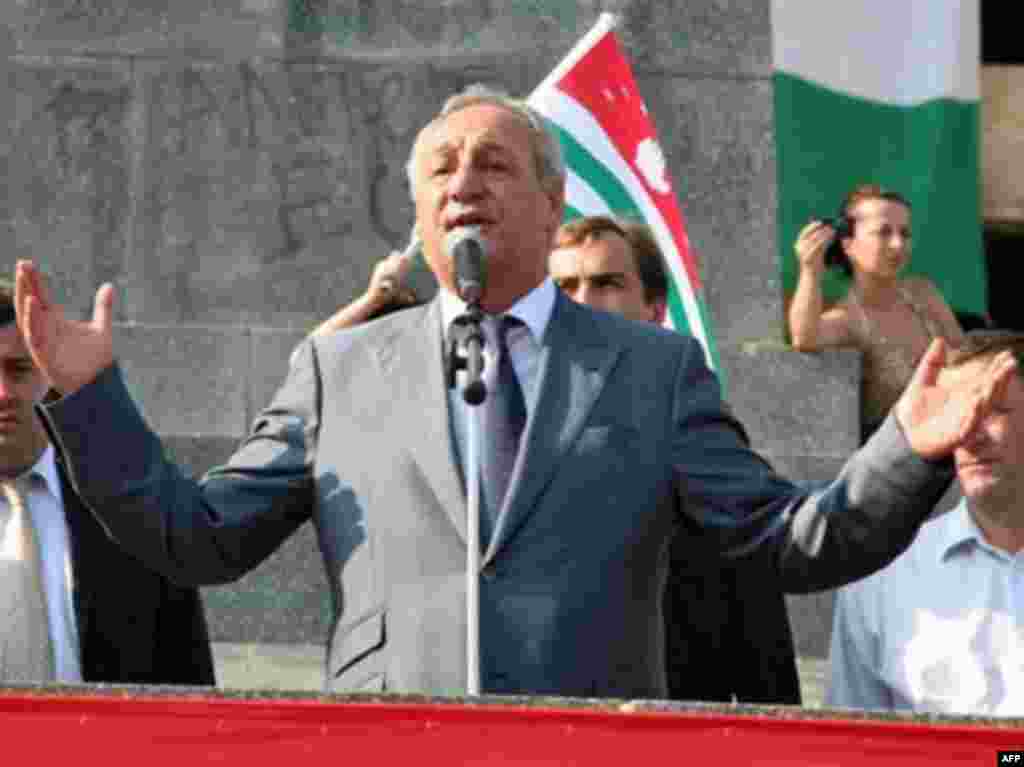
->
xmin=819 ymin=216 xmax=851 ymax=238
xmin=819 ymin=216 xmax=850 ymax=270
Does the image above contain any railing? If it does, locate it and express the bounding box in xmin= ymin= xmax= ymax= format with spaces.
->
xmin=3 ymin=685 xmax=1023 ymax=764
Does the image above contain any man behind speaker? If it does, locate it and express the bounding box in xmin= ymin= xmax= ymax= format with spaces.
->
xmin=0 ymin=280 xmax=214 ymax=686
xmin=12 ymin=84 xmax=1018 ymax=698
xmin=549 ymin=216 xmax=667 ymax=324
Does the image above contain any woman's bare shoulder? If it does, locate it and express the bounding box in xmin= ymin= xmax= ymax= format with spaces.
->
xmin=824 ymin=295 xmax=857 ymax=320
xmin=818 ymin=300 xmax=858 ymax=345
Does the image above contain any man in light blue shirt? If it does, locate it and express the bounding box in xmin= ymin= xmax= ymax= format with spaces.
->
xmin=828 ymin=330 xmax=1024 ymax=715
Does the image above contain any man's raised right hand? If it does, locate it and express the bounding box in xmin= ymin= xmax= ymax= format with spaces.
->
xmin=15 ymin=260 xmax=115 ymax=396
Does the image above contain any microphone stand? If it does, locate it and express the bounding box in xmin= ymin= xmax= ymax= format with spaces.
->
xmin=445 ymin=302 xmax=486 ymax=696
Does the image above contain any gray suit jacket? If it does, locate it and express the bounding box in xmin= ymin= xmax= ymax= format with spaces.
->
xmin=43 ymin=292 xmax=953 ymax=698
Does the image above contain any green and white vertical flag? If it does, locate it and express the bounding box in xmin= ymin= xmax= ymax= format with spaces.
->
xmin=528 ymin=13 xmax=721 ymax=374
xmin=773 ymin=0 xmax=985 ymax=315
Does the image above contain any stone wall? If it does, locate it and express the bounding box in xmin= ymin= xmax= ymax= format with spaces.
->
xmin=1 ymin=1 xmax=858 ymax=683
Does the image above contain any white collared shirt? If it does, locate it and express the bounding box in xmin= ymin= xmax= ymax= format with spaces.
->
xmin=827 ymin=498 xmax=1024 ymax=715
xmin=441 ymin=279 xmax=557 ymax=498
xmin=12 ymin=446 xmax=83 ymax=683
xmin=439 ymin=277 xmax=557 ymax=412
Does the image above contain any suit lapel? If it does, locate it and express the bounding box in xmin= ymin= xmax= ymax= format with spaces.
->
xmin=374 ymin=300 xmax=468 ymax=544
xmin=485 ymin=295 xmax=622 ymax=561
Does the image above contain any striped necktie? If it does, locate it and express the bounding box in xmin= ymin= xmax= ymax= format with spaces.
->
xmin=480 ymin=315 xmax=527 ymax=535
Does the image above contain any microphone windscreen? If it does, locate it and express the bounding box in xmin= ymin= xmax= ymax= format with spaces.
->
xmin=445 ymin=226 xmax=488 ymax=303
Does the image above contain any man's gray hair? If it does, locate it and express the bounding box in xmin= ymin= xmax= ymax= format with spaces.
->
xmin=405 ymin=84 xmax=565 ymax=197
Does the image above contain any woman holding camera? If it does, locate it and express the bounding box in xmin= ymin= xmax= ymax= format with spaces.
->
xmin=787 ymin=184 xmax=964 ymax=442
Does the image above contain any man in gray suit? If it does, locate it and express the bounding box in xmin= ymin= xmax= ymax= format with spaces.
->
xmin=12 ymin=85 xmax=1017 ymax=698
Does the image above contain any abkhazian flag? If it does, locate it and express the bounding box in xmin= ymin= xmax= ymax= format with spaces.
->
xmin=773 ymin=0 xmax=985 ymax=316
xmin=528 ymin=13 xmax=721 ymax=374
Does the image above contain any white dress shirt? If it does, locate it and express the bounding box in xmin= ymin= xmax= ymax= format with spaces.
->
xmin=827 ymin=498 xmax=1024 ymax=715
xmin=16 ymin=446 xmax=83 ymax=683
xmin=440 ymin=277 xmax=556 ymax=413
xmin=440 ymin=278 xmax=557 ymax=513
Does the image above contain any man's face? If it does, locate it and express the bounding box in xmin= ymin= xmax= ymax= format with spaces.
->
xmin=412 ymin=103 xmax=564 ymax=312
xmin=944 ymin=356 xmax=1024 ymax=512
xmin=0 ymin=323 xmax=48 ymax=476
xmin=549 ymin=233 xmax=664 ymax=323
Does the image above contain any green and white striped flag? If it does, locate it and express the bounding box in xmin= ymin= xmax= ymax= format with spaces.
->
xmin=528 ymin=13 xmax=720 ymax=373
xmin=773 ymin=0 xmax=985 ymax=316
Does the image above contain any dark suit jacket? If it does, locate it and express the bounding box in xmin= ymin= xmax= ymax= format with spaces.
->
xmin=665 ymin=527 xmax=800 ymax=704
xmin=42 ymin=291 xmax=952 ymax=698
xmin=56 ymin=456 xmax=215 ymax=685
xmin=663 ymin=407 xmax=800 ymax=706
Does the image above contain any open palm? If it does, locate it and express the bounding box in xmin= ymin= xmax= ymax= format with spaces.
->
xmin=15 ymin=260 xmax=115 ymax=395
xmin=895 ymin=338 xmax=1016 ymax=459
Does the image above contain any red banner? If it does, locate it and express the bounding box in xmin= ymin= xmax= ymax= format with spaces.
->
xmin=2 ymin=687 xmax=1024 ymax=765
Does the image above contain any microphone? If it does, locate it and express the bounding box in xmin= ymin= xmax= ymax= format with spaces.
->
xmin=445 ymin=226 xmax=488 ymax=305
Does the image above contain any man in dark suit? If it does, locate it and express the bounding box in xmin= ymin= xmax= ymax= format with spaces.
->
xmin=0 ymin=282 xmax=214 ymax=686
xmin=549 ymin=215 xmax=800 ymax=704
xmin=12 ymin=85 xmax=1016 ymax=698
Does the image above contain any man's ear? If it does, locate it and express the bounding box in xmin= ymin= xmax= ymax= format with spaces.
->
xmin=32 ymin=380 xmax=51 ymax=405
xmin=545 ymin=183 xmax=565 ymax=242
xmin=649 ymin=299 xmax=667 ymax=326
